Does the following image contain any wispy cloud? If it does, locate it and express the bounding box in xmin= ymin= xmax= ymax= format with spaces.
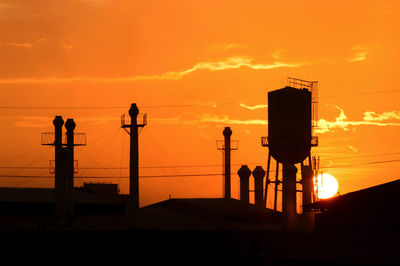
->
xmin=150 ymin=106 xmax=400 ymax=132
xmin=315 ymin=106 xmax=400 ymax=134
xmin=347 ymin=44 xmax=370 ymax=62
xmin=13 ymin=116 xmax=51 ymax=128
xmin=207 ymin=43 xmax=246 ymax=52
xmin=200 ymin=114 xmax=267 ymax=125
xmin=347 ymin=145 xmax=358 ymax=153
xmin=61 ymin=42 xmax=76 ymax=50
xmin=363 ymin=111 xmax=400 ymax=121
xmin=1 ymin=38 xmax=46 ymax=49
xmin=152 ymin=114 xmax=267 ymax=126
xmin=0 ymin=56 xmax=303 ymax=84
xmin=5 ymin=42 xmax=33 ymax=48
xmin=13 ymin=115 xmax=118 ymax=128
xmin=271 ymin=50 xmax=285 ymax=60
xmin=239 ymin=103 xmax=268 ymax=110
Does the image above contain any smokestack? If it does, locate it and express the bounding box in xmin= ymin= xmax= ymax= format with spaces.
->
xmin=65 ymin=118 xmax=76 ymax=216
xmin=53 ymin=116 xmax=65 ymax=217
xmin=223 ymin=127 xmax=232 ymax=199
xmin=283 ymin=163 xmax=297 ymax=230
xmin=46 ymin=116 xmax=85 ymax=218
xmin=237 ymin=165 xmax=251 ymax=204
xmin=129 ymin=103 xmax=140 ymax=208
xmin=301 ymin=165 xmax=314 ymax=231
xmin=252 ymin=166 xmax=265 ymax=209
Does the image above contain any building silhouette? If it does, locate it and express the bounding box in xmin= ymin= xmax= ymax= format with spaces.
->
xmin=0 ymin=99 xmax=398 ymax=264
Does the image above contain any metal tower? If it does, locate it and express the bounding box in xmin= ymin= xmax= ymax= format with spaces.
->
xmin=121 ymin=103 xmax=147 ymax=209
xmin=217 ymin=127 xmax=238 ymax=199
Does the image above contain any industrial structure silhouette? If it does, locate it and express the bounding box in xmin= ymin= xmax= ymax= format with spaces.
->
xmin=0 ymin=78 xmax=398 ymax=264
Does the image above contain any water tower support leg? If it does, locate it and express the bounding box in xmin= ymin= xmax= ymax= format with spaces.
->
xmin=282 ymin=163 xmax=297 ymax=230
xmin=264 ymin=152 xmax=271 ymax=207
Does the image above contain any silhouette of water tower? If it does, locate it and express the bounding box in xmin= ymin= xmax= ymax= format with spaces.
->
xmin=262 ymin=77 xmax=318 ymax=230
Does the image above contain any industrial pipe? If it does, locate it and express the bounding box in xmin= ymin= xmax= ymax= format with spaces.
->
xmin=237 ymin=165 xmax=251 ymax=204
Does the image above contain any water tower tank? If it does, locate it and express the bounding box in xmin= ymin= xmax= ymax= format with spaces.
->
xmin=268 ymin=86 xmax=312 ymax=164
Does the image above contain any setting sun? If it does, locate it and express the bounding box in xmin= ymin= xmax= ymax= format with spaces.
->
xmin=314 ymin=173 xmax=339 ymax=199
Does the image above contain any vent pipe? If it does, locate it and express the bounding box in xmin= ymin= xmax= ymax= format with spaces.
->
xmin=252 ymin=166 xmax=265 ymax=209
xmin=53 ymin=116 xmax=65 ymax=217
xmin=237 ymin=165 xmax=251 ymax=204
xmin=65 ymin=118 xmax=76 ymax=216
xmin=223 ymin=127 xmax=232 ymax=199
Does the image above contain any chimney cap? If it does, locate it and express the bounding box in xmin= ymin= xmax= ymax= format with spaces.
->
xmin=129 ymin=103 xmax=139 ymax=117
xmin=65 ymin=118 xmax=76 ymax=131
xmin=223 ymin=127 xmax=232 ymax=137
xmin=237 ymin=165 xmax=251 ymax=179
xmin=53 ymin=116 xmax=64 ymax=128
xmin=252 ymin=166 xmax=266 ymax=179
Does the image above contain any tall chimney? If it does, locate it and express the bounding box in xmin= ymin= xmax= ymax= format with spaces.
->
xmin=53 ymin=116 xmax=65 ymax=216
xmin=129 ymin=103 xmax=140 ymax=208
xmin=223 ymin=127 xmax=232 ymax=199
xmin=283 ymin=163 xmax=297 ymax=230
xmin=65 ymin=118 xmax=76 ymax=216
xmin=252 ymin=166 xmax=265 ymax=209
xmin=237 ymin=165 xmax=251 ymax=204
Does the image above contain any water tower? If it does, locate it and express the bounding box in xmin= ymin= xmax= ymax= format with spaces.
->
xmin=262 ymin=77 xmax=318 ymax=230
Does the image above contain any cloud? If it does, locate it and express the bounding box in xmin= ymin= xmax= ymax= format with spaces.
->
xmin=239 ymin=103 xmax=268 ymax=110
xmin=79 ymin=0 xmax=108 ymax=6
xmin=1 ymin=38 xmax=46 ymax=49
xmin=13 ymin=116 xmax=51 ymax=128
xmin=133 ymin=56 xmax=302 ymax=81
xmin=199 ymin=114 xmax=267 ymax=125
xmin=315 ymin=106 xmax=400 ymax=134
xmin=13 ymin=115 xmax=117 ymax=128
xmin=347 ymin=44 xmax=370 ymax=62
xmin=6 ymin=42 xmax=33 ymax=48
xmin=61 ymin=43 xmax=75 ymax=50
xmin=207 ymin=43 xmax=246 ymax=52
xmin=271 ymin=50 xmax=285 ymax=60
xmin=0 ymin=56 xmax=303 ymax=84
xmin=347 ymin=145 xmax=358 ymax=153
xmin=150 ymin=106 xmax=400 ymax=132
xmin=152 ymin=114 xmax=267 ymax=126
xmin=363 ymin=111 xmax=400 ymax=121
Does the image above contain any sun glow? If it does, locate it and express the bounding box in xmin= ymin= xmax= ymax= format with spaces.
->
xmin=314 ymin=173 xmax=339 ymax=199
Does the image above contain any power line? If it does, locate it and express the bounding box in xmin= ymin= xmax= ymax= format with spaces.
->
xmin=1 ymin=158 xmax=400 ymax=179
xmin=0 ymin=162 xmax=262 ymax=170
xmin=2 ymin=153 xmax=400 ymax=170
xmin=321 ymin=152 xmax=400 ymax=161
xmin=0 ymin=89 xmax=399 ymax=110
xmin=0 ymin=106 xmax=126 ymax=110
xmin=321 ymin=159 xmax=400 ymax=169
xmin=0 ymin=102 xmax=254 ymax=110
xmin=323 ymin=89 xmax=400 ymax=98
xmin=0 ymin=173 xmax=223 ymax=179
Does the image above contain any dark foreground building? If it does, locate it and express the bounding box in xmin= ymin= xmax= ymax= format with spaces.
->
xmin=0 ymin=181 xmax=399 ymax=265
xmin=304 ymin=179 xmax=400 ymax=264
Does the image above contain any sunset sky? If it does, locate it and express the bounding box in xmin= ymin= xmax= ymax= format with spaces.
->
xmin=0 ymin=0 xmax=399 ymax=208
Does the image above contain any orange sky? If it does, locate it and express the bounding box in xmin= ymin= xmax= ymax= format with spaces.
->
xmin=0 ymin=0 xmax=399 ymax=207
